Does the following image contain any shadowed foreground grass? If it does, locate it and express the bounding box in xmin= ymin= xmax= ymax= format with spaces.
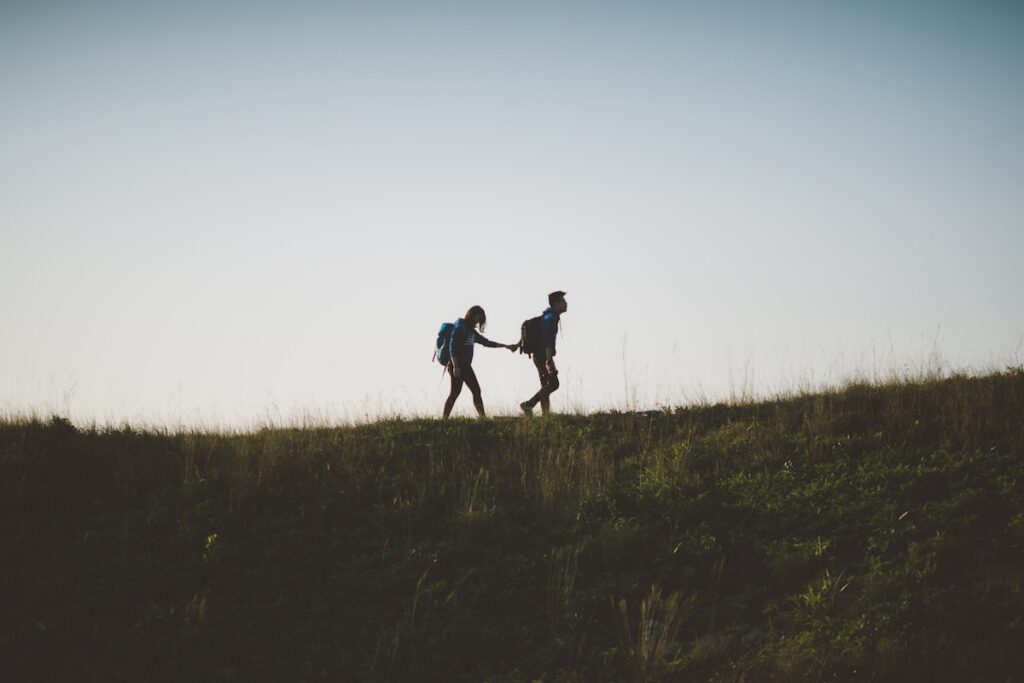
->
xmin=2 ymin=370 xmax=1023 ymax=681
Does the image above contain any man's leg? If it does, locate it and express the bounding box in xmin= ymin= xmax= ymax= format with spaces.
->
xmin=524 ymin=355 xmax=558 ymax=415
xmin=539 ymin=366 xmax=559 ymax=415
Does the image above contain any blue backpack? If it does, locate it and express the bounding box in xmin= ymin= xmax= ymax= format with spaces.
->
xmin=434 ymin=322 xmax=455 ymax=365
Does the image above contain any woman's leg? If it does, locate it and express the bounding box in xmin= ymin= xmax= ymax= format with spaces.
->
xmin=443 ymin=368 xmax=464 ymax=418
xmin=462 ymin=365 xmax=486 ymax=417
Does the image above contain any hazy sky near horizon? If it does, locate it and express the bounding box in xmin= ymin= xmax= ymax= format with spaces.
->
xmin=2 ymin=0 xmax=1023 ymax=425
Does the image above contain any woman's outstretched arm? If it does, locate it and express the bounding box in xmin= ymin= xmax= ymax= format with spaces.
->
xmin=475 ymin=334 xmax=517 ymax=351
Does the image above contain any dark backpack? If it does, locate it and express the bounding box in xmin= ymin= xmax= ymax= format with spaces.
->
xmin=518 ymin=316 xmax=544 ymax=357
xmin=434 ymin=322 xmax=455 ymax=365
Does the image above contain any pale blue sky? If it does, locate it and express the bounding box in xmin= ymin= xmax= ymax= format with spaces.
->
xmin=2 ymin=1 xmax=1023 ymax=425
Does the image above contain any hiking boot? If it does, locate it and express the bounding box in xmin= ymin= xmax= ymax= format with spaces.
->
xmin=519 ymin=401 xmax=534 ymax=416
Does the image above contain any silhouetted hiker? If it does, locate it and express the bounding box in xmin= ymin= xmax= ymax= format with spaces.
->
xmin=438 ymin=305 xmax=517 ymax=419
xmin=518 ymin=291 xmax=567 ymax=416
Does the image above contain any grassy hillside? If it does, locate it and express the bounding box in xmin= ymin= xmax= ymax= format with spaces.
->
xmin=2 ymin=371 xmax=1023 ymax=682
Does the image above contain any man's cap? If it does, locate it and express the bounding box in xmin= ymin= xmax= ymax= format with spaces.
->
xmin=549 ymin=290 xmax=567 ymax=299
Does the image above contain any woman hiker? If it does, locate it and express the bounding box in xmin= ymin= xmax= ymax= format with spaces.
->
xmin=443 ymin=305 xmax=517 ymax=419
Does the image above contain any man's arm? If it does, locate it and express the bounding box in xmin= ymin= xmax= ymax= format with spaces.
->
xmin=541 ymin=314 xmax=558 ymax=371
xmin=544 ymin=347 xmax=557 ymax=374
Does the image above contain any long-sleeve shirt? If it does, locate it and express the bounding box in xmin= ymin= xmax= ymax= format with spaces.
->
xmin=449 ymin=318 xmax=502 ymax=365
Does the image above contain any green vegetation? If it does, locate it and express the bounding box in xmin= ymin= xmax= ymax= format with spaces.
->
xmin=2 ymin=371 xmax=1023 ymax=681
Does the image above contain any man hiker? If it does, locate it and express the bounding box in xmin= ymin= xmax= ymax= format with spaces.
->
xmin=520 ymin=291 xmax=567 ymax=416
